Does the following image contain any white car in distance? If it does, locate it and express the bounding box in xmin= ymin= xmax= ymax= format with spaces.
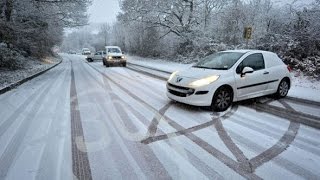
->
xmin=103 ymin=46 xmax=127 ymax=67
xmin=167 ymin=50 xmax=292 ymax=112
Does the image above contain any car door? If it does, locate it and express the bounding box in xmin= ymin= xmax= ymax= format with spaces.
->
xmin=234 ymin=53 xmax=267 ymax=99
xmin=93 ymin=52 xmax=100 ymax=60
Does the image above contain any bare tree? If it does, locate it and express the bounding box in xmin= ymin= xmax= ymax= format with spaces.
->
xmin=100 ymin=23 xmax=111 ymax=46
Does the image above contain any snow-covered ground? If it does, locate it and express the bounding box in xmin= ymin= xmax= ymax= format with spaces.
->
xmin=0 ymin=56 xmax=61 ymax=90
xmin=128 ymin=55 xmax=320 ymax=102
xmin=0 ymin=54 xmax=319 ymax=180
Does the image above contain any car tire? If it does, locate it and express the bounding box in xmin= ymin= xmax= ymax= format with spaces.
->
xmin=105 ymin=62 xmax=109 ymax=67
xmin=103 ymin=59 xmax=106 ymax=66
xmin=122 ymin=62 xmax=126 ymax=67
xmin=211 ymin=86 xmax=233 ymax=112
xmin=275 ymin=78 xmax=290 ymax=98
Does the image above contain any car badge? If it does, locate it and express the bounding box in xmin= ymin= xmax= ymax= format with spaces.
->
xmin=176 ymin=77 xmax=183 ymax=83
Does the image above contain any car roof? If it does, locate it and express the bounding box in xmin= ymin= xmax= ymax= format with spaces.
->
xmin=105 ymin=46 xmax=120 ymax=49
xmin=223 ymin=49 xmax=274 ymax=54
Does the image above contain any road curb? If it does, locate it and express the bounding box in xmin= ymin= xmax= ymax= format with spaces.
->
xmin=0 ymin=58 xmax=63 ymax=95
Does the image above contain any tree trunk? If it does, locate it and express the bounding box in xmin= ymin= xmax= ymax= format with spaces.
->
xmin=5 ymin=0 xmax=13 ymax=22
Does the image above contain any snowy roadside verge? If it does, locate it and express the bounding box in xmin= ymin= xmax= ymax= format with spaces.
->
xmin=127 ymin=55 xmax=320 ymax=102
xmin=0 ymin=56 xmax=62 ymax=95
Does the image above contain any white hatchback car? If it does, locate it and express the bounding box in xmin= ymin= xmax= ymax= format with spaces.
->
xmin=167 ymin=50 xmax=292 ymax=111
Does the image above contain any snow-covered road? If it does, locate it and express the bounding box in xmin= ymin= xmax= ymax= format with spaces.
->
xmin=0 ymin=54 xmax=320 ymax=180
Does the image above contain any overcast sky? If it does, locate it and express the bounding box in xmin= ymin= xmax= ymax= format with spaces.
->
xmin=88 ymin=0 xmax=121 ymax=24
xmin=87 ymin=0 xmax=313 ymax=24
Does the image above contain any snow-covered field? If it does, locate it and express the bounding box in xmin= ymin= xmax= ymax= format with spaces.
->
xmin=128 ymin=55 xmax=320 ymax=102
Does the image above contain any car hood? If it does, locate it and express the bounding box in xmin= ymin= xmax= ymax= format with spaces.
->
xmin=175 ymin=67 xmax=227 ymax=79
xmin=108 ymin=53 xmax=123 ymax=57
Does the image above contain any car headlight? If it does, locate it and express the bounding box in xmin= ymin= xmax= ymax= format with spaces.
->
xmin=108 ymin=56 xmax=112 ymax=60
xmin=189 ymin=75 xmax=220 ymax=87
xmin=121 ymin=55 xmax=125 ymax=59
xmin=168 ymin=71 xmax=178 ymax=81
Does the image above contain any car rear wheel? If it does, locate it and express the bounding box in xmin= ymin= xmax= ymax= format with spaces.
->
xmin=211 ymin=86 xmax=233 ymax=112
xmin=275 ymin=78 xmax=289 ymax=98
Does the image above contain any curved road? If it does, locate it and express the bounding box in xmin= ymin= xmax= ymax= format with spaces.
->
xmin=0 ymin=54 xmax=320 ymax=180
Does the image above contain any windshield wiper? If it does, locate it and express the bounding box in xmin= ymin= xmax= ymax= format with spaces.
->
xmin=192 ymin=65 xmax=210 ymax=69
xmin=208 ymin=67 xmax=228 ymax=70
xmin=193 ymin=66 xmax=228 ymax=70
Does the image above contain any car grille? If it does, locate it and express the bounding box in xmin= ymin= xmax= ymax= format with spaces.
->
xmin=167 ymin=83 xmax=195 ymax=97
xmin=112 ymin=56 xmax=122 ymax=59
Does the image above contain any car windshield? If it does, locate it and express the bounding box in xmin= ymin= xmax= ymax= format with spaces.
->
xmin=193 ymin=52 xmax=244 ymax=70
xmin=108 ymin=48 xmax=121 ymax=53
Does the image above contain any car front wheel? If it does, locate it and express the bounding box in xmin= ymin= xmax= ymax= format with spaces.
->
xmin=211 ymin=87 xmax=233 ymax=112
xmin=275 ymin=79 xmax=290 ymax=98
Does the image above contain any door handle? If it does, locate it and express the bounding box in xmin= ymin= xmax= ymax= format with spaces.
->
xmin=263 ymin=71 xmax=269 ymax=75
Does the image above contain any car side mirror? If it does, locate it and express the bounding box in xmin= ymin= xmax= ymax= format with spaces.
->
xmin=122 ymin=51 xmax=125 ymax=54
xmin=241 ymin=67 xmax=254 ymax=77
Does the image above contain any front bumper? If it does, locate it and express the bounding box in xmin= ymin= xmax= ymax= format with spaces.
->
xmin=106 ymin=59 xmax=126 ymax=64
xmin=166 ymin=83 xmax=214 ymax=106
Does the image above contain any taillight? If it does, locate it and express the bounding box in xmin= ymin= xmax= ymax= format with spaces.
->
xmin=287 ymin=65 xmax=292 ymax=72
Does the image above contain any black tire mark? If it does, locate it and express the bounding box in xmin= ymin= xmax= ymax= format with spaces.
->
xmin=278 ymin=99 xmax=295 ymax=111
xmin=126 ymin=65 xmax=168 ymax=81
xmin=246 ymin=100 xmax=301 ymax=171
xmin=142 ymin=106 xmax=238 ymax=145
xmin=106 ymin=69 xmax=167 ymax=103
xmin=164 ymin=116 xmax=262 ymax=179
xmin=70 ymin=61 xmax=93 ymax=180
xmin=286 ymin=96 xmax=320 ymax=107
xmin=79 ymin=62 xmax=172 ymax=179
xmin=107 ymin=65 xmax=165 ymax=92
xmin=253 ymin=103 xmax=320 ymax=129
xmin=214 ymin=118 xmax=251 ymax=172
xmin=145 ymin=103 xmax=173 ymax=137
xmin=111 ymin=60 xmax=317 ymax=178
xmin=227 ymin=128 xmax=319 ymax=179
xmin=183 ymin=148 xmax=224 ymax=180
xmin=127 ymin=62 xmax=172 ymax=74
xmin=228 ymin=114 xmax=320 ymax=156
xmin=85 ymin=62 xmax=262 ymax=179
xmin=249 ymin=121 xmax=300 ymax=170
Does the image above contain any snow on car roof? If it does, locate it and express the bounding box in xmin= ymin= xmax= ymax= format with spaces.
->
xmin=105 ymin=46 xmax=121 ymax=49
xmin=223 ymin=49 xmax=274 ymax=54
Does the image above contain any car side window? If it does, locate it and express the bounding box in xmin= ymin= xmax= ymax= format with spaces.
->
xmin=236 ymin=53 xmax=265 ymax=74
xmin=95 ymin=52 xmax=99 ymax=55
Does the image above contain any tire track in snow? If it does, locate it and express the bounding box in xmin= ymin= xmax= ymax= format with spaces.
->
xmin=35 ymin=59 xmax=71 ymax=180
xmin=226 ymin=128 xmax=319 ymax=179
xmin=85 ymin=61 xmax=262 ymax=179
xmin=0 ymin=66 xmax=65 ymax=179
xmin=79 ymin=60 xmax=171 ymax=179
xmin=111 ymin=59 xmax=319 ymax=178
xmin=248 ymin=100 xmax=301 ymax=171
xmin=70 ymin=61 xmax=93 ymax=180
xmin=0 ymin=69 xmax=62 ymax=137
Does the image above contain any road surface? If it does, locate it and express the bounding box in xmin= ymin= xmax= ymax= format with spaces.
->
xmin=0 ymin=54 xmax=320 ymax=180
